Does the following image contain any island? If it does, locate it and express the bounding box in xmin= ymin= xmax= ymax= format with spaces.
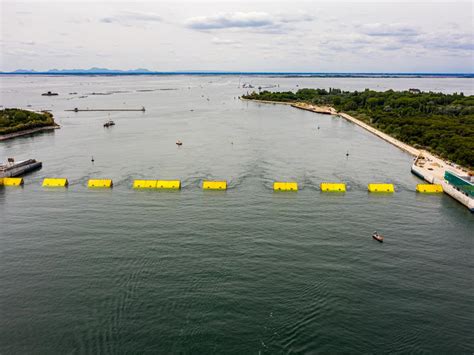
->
xmin=0 ymin=108 xmax=59 ymax=141
xmin=242 ymin=88 xmax=473 ymax=169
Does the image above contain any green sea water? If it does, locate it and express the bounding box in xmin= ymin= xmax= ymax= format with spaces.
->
xmin=1 ymin=75 xmax=473 ymax=353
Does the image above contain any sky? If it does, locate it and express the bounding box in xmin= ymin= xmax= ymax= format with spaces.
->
xmin=0 ymin=0 xmax=473 ymax=72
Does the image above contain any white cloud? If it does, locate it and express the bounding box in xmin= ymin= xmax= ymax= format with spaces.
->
xmin=359 ymin=23 xmax=419 ymax=37
xmin=417 ymin=32 xmax=474 ymax=51
xmin=1 ymin=1 xmax=472 ymax=72
xmin=185 ymin=12 xmax=274 ymax=30
xmin=185 ymin=11 xmax=314 ymax=31
xmin=211 ymin=37 xmax=241 ymax=46
xmin=100 ymin=11 xmax=162 ymax=25
xmin=278 ymin=12 xmax=314 ymax=23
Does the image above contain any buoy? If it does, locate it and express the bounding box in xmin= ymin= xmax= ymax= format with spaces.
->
xmin=91 ymin=156 xmax=95 ymax=162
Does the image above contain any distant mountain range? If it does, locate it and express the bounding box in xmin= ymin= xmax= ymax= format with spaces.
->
xmin=0 ymin=68 xmax=472 ymax=78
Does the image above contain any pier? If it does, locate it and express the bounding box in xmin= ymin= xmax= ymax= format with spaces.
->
xmin=65 ymin=107 xmax=146 ymax=112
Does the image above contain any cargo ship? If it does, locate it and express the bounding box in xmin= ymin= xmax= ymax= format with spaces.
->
xmin=0 ymin=158 xmax=42 ymax=178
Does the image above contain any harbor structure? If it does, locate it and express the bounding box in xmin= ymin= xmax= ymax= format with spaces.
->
xmin=0 ymin=158 xmax=42 ymax=178
xmin=411 ymin=155 xmax=473 ymax=212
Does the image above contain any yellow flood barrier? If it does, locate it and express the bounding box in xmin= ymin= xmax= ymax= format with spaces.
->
xmin=368 ymin=183 xmax=394 ymax=193
xmin=43 ymin=178 xmax=68 ymax=187
xmin=320 ymin=182 xmax=346 ymax=192
xmin=2 ymin=177 xmax=24 ymax=186
xmin=156 ymin=180 xmax=181 ymax=189
xmin=133 ymin=180 xmax=157 ymax=189
xmin=416 ymin=184 xmax=443 ymax=193
xmin=273 ymin=182 xmax=298 ymax=191
xmin=203 ymin=181 xmax=227 ymax=190
xmin=88 ymin=179 xmax=113 ymax=188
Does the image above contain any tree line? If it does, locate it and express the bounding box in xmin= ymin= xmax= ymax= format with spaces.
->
xmin=0 ymin=109 xmax=56 ymax=135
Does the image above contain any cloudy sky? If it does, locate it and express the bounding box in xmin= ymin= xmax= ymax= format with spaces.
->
xmin=1 ymin=0 xmax=473 ymax=72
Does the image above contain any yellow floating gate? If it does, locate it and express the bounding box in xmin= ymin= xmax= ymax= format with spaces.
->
xmin=42 ymin=178 xmax=68 ymax=187
xmin=133 ymin=180 xmax=157 ymax=189
xmin=2 ymin=177 xmax=24 ymax=186
xmin=273 ymin=182 xmax=298 ymax=191
xmin=416 ymin=184 xmax=443 ymax=193
xmin=88 ymin=179 xmax=113 ymax=188
xmin=203 ymin=181 xmax=227 ymax=190
xmin=156 ymin=180 xmax=181 ymax=189
xmin=320 ymin=182 xmax=346 ymax=192
xmin=368 ymin=183 xmax=394 ymax=193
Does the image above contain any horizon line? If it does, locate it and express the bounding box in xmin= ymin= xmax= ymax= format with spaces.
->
xmin=1 ymin=70 xmax=473 ymax=77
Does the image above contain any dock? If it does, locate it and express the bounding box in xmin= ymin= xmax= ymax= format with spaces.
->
xmin=0 ymin=159 xmax=42 ymax=178
xmin=411 ymin=155 xmax=473 ymax=211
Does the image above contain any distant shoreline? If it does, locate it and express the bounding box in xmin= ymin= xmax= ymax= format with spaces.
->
xmin=0 ymin=125 xmax=60 ymax=141
xmin=1 ymin=72 xmax=473 ymax=78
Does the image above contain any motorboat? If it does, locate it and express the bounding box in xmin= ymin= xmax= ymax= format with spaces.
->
xmin=372 ymin=232 xmax=384 ymax=243
xmin=41 ymin=91 xmax=58 ymax=96
xmin=176 ymin=140 xmax=183 ymax=146
xmin=103 ymin=120 xmax=115 ymax=127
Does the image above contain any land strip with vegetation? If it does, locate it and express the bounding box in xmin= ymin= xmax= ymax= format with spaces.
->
xmin=0 ymin=109 xmax=56 ymax=135
xmin=242 ymin=89 xmax=474 ymax=168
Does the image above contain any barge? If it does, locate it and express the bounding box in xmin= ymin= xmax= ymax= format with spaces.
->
xmin=0 ymin=158 xmax=42 ymax=178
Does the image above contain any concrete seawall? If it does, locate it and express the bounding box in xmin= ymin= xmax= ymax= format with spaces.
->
xmin=411 ymin=164 xmax=473 ymax=211
xmin=0 ymin=125 xmax=59 ymax=141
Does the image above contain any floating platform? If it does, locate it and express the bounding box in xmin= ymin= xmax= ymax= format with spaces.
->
xmin=274 ymin=182 xmax=298 ymax=191
xmin=416 ymin=184 xmax=443 ymax=193
xmin=203 ymin=181 xmax=227 ymax=190
xmin=368 ymin=183 xmax=394 ymax=193
xmin=66 ymin=107 xmax=145 ymax=112
xmin=156 ymin=180 xmax=181 ymax=189
xmin=133 ymin=180 xmax=157 ymax=188
xmin=42 ymin=178 xmax=68 ymax=187
xmin=1 ymin=177 xmax=24 ymax=186
xmin=320 ymin=182 xmax=346 ymax=192
xmin=88 ymin=179 xmax=113 ymax=188
xmin=133 ymin=180 xmax=181 ymax=189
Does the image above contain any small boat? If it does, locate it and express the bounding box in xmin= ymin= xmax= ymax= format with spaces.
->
xmin=103 ymin=120 xmax=115 ymax=127
xmin=372 ymin=231 xmax=384 ymax=243
xmin=41 ymin=91 xmax=58 ymax=96
xmin=176 ymin=140 xmax=183 ymax=146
